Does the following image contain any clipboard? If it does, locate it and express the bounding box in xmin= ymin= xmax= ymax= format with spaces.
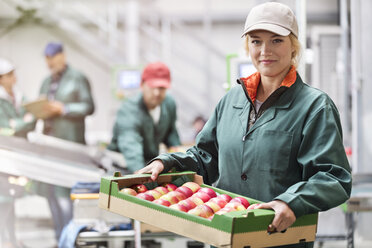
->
xmin=22 ymin=98 xmax=53 ymax=119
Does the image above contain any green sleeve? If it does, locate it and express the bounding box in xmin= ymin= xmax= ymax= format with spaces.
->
xmin=155 ymin=106 xmax=220 ymax=185
xmin=275 ymin=104 xmax=352 ymax=218
xmin=115 ymin=107 xmax=146 ymax=173
xmin=64 ymin=76 xmax=95 ymax=118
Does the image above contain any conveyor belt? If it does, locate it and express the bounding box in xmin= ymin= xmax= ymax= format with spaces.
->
xmin=0 ymin=135 xmax=105 ymax=188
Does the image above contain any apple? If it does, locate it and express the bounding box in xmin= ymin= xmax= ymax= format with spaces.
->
xmin=153 ymin=199 xmax=171 ymax=207
xmin=230 ymin=197 xmax=250 ymax=208
xmin=162 ymin=183 xmax=178 ymax=192
xmin=208 ymin=214 xmax=214 ymax=220
xmin=182 ymin=182 xmax=201 ymax=193
xmin=205 ymin=201 xmax=221 ymax=213
xmin=131 ymin=184 xmax=148 ymax=193
xmin=208 ymin=197 xmax=227 ymax=208
xmin=188 ymin=204 xmax=214 ymax=218
xmin=199 ymin=187 xmax=217 ymax=198
xmin=193 ymin=191 xmax=211 ymax=203
xmin=175 ymin=186 xmax=193 ymax=198
xmin=160 ymin=191 xmax=185 ymax=204
xmin=136 ymin=193 xmax=154 ymax=201
xmin=224 ymin=201 xmax=246 ymax=211
xmin=217 ymin=194 xmax=232 ymax=203
xmin=120 ymin=188 xmax=137 ymax=196
xmin=146 ymin=190 xmax=162 ymax=200
xmin=178 ymin=199 xmax=197 ymax=211
xmin=170 ymin=203 xmax=188 ymax=212
xmin=154 ymin=186 xmax=169 ymax=195
xmin=188 ymin=196 xmax=204 ymax=206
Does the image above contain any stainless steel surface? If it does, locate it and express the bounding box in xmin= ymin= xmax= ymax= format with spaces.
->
xmin=0 ymin=136 xmax=105 ymax=188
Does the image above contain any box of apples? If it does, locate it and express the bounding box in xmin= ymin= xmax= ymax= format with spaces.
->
xmin=99 ymin=171 xmax=318 ymax=248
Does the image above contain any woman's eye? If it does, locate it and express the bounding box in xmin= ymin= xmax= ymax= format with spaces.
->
xmin=273 ymin=39 xmax=283 ymax=43
xmin=251 ymin=40 xmax=261 ymax=44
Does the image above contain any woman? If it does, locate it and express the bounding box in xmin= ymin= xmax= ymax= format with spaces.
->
xmin=0 ymin=58 xmax=35 ymax=137
xmin=137 ymin=2 xmax=352 ymax=247
xmin=0 ymin=58 xmax=35 ymax=248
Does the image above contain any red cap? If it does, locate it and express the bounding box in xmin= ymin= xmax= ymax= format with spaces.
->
xmin=141 ymin=62 xmax=171 ymax=88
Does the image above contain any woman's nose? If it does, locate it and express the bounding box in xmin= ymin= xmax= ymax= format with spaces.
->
xmin=261 ymin=42 xmax=272 ymax=55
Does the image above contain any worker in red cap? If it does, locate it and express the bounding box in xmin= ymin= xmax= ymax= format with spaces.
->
xmin=108 ymin=61 xmax=181 ymax=173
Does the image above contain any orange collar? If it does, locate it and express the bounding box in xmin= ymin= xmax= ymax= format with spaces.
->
xmin=241 ymin=66 xmax=297 ymax=102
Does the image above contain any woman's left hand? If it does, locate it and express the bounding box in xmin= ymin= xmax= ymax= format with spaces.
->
xmin=248 ymin=200 xmax=296 ymax=232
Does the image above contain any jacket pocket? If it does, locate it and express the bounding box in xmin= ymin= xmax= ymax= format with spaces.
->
xmin=255 ymin=130 xmax=293 ymax=173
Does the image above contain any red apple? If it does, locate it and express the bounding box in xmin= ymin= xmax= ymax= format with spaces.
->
xmin=170 ymin=203 xmax=188 ymax=212
xmin=153 ymin=199 xmax=171 ymax=207
xmin=131 ymin=184 xmax=148 ymax=193
xmin=199 ymin=187 xmax=217 ymax=198
xmin=217 ymin=194 xmax=232 ymax=203
xmin=188 ymin=204 xmax=214 ymax=218
xmin=230 ymin=197 xmax=250 ymax=208
xmin=193 ymin=191 xmax=211 ymax=203
xmin=162 ymin=183 xmax=178 ymax=192
xmin=120 ymin=188 xmax=137 ymax=196
xmin=160 ymin=191 xmax=185 ymax=204
xmin=146 ymin=190 xmax=162 ymax=200
xmin=153 ymin=186 xmax=169 ymax=195
xmin=224 ymin=201 xmax=246 ymax=211
xmin=188 ymin=196 xmax=204 ymax=206
xmin=182 ymin=182 xmax=201 ymax=193
xmin=136 ymin=193 xmax=154 ymax=201
xmin=178 ymin=199 xmax=197 ymax=211
xmin=205 ymin=201 xmax=221 ymax=213
xmin=208 ymin=197 xmax=227 ymax=208
xmin=175 ymin=186 xmax=193 ymax=198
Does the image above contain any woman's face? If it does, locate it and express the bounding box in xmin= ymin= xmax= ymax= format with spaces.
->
xmin=0 ymin=71 xmax=16 ymax=90
xmin=247 ymin=30 xmax=293 ymax=78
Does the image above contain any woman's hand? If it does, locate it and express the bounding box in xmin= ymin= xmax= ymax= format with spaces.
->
xmin=135 ymin=160 xmax=165 ymax=181
xmin=248 ymin=200 xmax=296 ymax=232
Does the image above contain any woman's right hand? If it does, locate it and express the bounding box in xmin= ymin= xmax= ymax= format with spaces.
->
xmin=135 ymin=160 xmax=165 ymax=181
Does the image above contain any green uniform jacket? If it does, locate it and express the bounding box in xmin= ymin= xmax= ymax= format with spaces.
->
xmin=0 ymin=87 xmax=36 ymax=138
xmin=157 ymin=75 xmax=351 ymax=226
xmin=39 ymin=65 xmax=94 ymax=144
xmin=108 ymin=93 xmax=181 ymax=173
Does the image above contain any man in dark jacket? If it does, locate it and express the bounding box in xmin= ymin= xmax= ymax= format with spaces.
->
xmin=39 ymin=42 xmax=95 ymax=144
xmin=108 ymin=62 xmax=181 ymax=173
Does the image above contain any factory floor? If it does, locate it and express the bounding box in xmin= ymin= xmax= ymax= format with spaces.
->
xmin=11 ymin=196 xmax=372 ymax=248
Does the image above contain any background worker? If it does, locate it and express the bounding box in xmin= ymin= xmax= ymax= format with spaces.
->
xmin=0 ymin=58 xmax=35 ymax=137
xmin=39 ymin=42 xmax=95 ymax=144
xmin=0 ymin=58 xmax=35 ymax=248
xmin=108 ymin=61 xmax=181 ymax=173
xmin=37 ymin=42 xmax=95 ymax=241
xmin=137 ymin=3 xmax=352 ymax=248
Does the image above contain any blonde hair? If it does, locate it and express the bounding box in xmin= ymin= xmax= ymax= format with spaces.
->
xmin=244 ymin=33 xmax=301 ymax=68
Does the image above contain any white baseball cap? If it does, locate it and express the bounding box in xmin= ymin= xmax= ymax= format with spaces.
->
xmin=0 ymin=58 xmax=15 ymax=76
xmin=242 ymin=2 xmax=298 ymax=38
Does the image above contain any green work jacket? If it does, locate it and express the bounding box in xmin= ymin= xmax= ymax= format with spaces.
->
xmin=156 ymin=75 xmax=351 ymax=238
xmin=39 ymin=65 xmax=94 ymax=144
xmin=0 ymin=86 xmax=35 ymax=138
xmin=108 ymin=93 xmax=181 ymax=173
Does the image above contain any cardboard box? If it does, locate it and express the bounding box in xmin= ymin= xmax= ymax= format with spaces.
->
xmin=99 ymin=171 xmax=318 ymax=248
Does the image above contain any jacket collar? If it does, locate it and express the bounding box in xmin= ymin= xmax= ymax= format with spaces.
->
xmin=240 ymin=65 xmax=297 ymax=103
xmin=0 ymin=85 xmax=23 ymax=108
